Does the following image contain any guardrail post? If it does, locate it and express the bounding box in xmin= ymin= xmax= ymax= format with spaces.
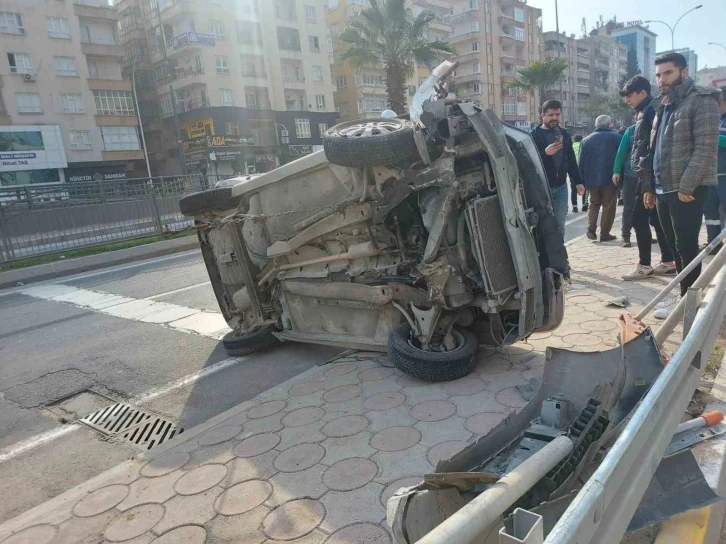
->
xmin=148 ymin=178 xmax=164 ymax=234
xmin=499 ymin=509 xmax=544 ymax=544
xmin=0 ymin=206 xmax=16 ymax=262
xmin=683 ymin=287 xmax=703 ymax=340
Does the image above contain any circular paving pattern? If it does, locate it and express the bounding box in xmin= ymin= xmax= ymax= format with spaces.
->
xmin=396 ymin=374 xmax=428 ymax=387
xmin=263 ymin=499 xmax=326 ymax=540
xmin=282 ymin=407 xmax=325 ymax=427
xmin=323 ymin=363 xmax=358 ymax=377
xmin=363 ymin=392 xmax=406 ymax=411
xmin=380 ymin=477 xmax=423 ymax=507
xmin=274 ymin=444 xmax=326 ymax=473
xmin=410 ymin=400 xmax=456 ymax=422
xmin=233 ymin=433 xmax=280 ymax=458
xmin=322 ymin=458 xmax=378 ymax=491
xmin=72 ymin=484 xmax=129 ymax=518
xmin=325 ymin=523 xmax=392 ymax=543
xmin=358 ymin=367 xmax=395 ymax=382
xmin=151 ymin=525 xmax=206 ymax=544
xmin=495 ymin=388 xmax=528 ymax=409
xmin=214 ymin=480 xmax=272 ymax=515
xmin=1 ymin=525 xmax=56 ymax=544
xmin=561 ymin=333 xmax=603 ymax=347
xmin=323 ymin=385 xmax=362 ymax=403
xmin=465 ymin=412 xmax=508 ymax=435
xmin=105 ymin=504 xmax=165 ymax=542
xmin=247 ymin=400 xmax=287 ymax=419
xmin=174 ymin=464 xmax=227 ymax=495
xmin=443 ymin=376 xmax=487 ymax=396
xmin=321 ymin=415 xmax=369 ymax=438
xmin=140 ymin=452 xmax=190 ymax=478
xmin=197 ymin=425 xmax=242 ymax=446
xmin=288 ymin=381 xmax=325 ymax=396
xmin=370 ymin=427 xmax=421 ymax=452
xmin=427 ymin=441 xmax=468 ymax=465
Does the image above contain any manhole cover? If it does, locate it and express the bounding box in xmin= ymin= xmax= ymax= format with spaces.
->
xmin=80 ymin=402 xmax=184 ymax=451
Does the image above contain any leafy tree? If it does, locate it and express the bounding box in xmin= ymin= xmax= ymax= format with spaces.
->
xmin=337 ymin=0 xmax=454 ymax=115
xmin=508 ymin=58 xmax=570 ymax=106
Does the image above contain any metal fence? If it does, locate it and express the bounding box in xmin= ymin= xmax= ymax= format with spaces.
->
xmin=0 ymin=175 xmax=208 ymax=263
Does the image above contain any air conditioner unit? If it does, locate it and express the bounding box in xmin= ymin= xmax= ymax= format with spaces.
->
xmin=23 ymin=72 xmax=36 ymax=82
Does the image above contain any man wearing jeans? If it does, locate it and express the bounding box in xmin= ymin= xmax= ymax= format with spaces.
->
xmin=704 ymin=90 xmax=726 ymax=250
xmin=644 ymin=52 xmax=721 ymax=319
xmin=531 ymin=99 xmax=584 ymax=238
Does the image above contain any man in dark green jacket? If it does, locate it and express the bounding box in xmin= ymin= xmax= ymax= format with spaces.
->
xmin=645 ymin=52 xmax=721 ymax=319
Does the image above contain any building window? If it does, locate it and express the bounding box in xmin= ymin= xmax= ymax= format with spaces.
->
xmin=46 ymin=17 xmax=70 ymax=39
xmin=473 ymin=82 xmax=481 ymax=93
xmin=211 ymin=20 xmax=225 ymax=39
xmin=485 ymin=22 xmax=491 ymax=33
xmin=220 ymin=88 xmax=234 ymax=106
xmin=489 ymin=84 xmax=493 ymax=94
xmin=357 ymin=74 xmax=384 ymax=86
xmin=308 ymin=35 xmax=320 ymax=53
xmin=101 ymin=126 xmax=140 ymax=151
xmin=515 ymin=27 xmax=525 ymax=41
xmin=215 ymin=56 xmax=230 ymax=74
xmin=514 ymin=7 xmax=524 ymax=22
xmin=318 ymin=122 xmax=328 ymax=135
xmin=517 ymin=102 xmax=526 ymax=115
xmin=337 ymin=102 xmax=349 ymax=117
xmin=16 ymin=93 xmax=42 ymax=113
xmin=487 ymin=63 xmax=492 ymax=74
xmin=88 ymin=60 xmax=98 ymax=78
xmin=225 ymin=121 xmax=240 ymax=135
xmin=62 ymin=93 xmax=85 ymax=113
xmin=487 ymin=43 xmax=492 ymax=55
xmin=0 ymin=12 xmax=24 ymax=35
xmin=247 ymin=93 xmax=260 ymax=109
xmin=471 ymin=20 xmax=479 ymax=32
xmin=305 ymin=5 xmax=316 ymax=22
xmin=472 ymin=41 xmax=480 ymax=52
xmin=312 ymin=65 xmax=323 ymax=81
xmin=473 ymin=62 xmax=481 ymax=73
xmin=69 ymin=130 xmax=92 ymax=150
xmin=315 ymin=94 xmax=326 ymax=109
xmin=54 ymin=57 xmax=78 ymax=77
xmin=503 ymin=101 xmax=517 ymax=115
xmin=335 ymin=75 xmax=347 ymax=90
xmin=469 ymin=0 xmax=479 ymax=9
xmin=295 ymin=118 xmax=311 ymax=138
xmin=7 ymin=53 xmax=33 ymax=74
xmin=94 ymin=90 xmax=135 ymax=116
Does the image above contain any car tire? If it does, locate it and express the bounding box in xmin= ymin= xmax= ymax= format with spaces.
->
xmin=387 ymin=323 xmax=478 ymax=381
xmin=179 ymin=187 xmax=236 ymax=216
xmin=323 ymin=118 xmax=417 ymax=168
xmin=222 ymin=326 xmax=280 ymax=356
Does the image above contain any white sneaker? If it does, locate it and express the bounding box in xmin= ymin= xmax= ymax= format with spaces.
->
xmin=653 ymin=297 xmax=680 ymax=320
xmin=653 ymin=262 xmax=677 ymax=276
xmin=622 ymin=265 xmax=654 ymax=281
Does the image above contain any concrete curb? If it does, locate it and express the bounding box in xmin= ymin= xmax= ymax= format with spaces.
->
xmin=0 ymin=235 xmax=200 ymax=289
xmin=654 ymin=349 xmax=726 ymax=544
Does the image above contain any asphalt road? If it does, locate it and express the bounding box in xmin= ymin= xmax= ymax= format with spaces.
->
xmin=0 ymin=199 xmax=613 ymax=523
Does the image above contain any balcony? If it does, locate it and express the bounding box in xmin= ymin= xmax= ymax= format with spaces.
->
xmin=243 ymin=69 xmax=267 ymax=79
xmin=81 ymin=41 xmax=124 ymax=58
xmin=158 ymin=0 xmax=193 ymax=22
xmin=501 ymin=68 xmax=517 ymax=78
xmin=169 ymin=32 xmax=216 ymax=53
xmin=279 ymin=49 xmax=303 ymax=60
xmin=175 ymin=96 xmax=211 ymax=115
xmin=102 ymin=150 xmax=144 ymax=161
xmin=428 ymin=20 xmax=450 ymax=33
xmin=171 ymin=67 xmax=206 ymax=89
xmin=450 ymin=6 xmax=479 ymax=21
xmin=454 ymin=73 xmax=482 ymax=85
xmin=456 ymin=51 xmax=481 ymax=63
xmin=87 ymin=79 xmax=132 ymax=92
xmin=283 ymin=76 xmax=306 ymax=89
xmin=450 ymin=31 xmax=480 ymax=44
xmin=74 ymin=1 xmax=120 ymax=21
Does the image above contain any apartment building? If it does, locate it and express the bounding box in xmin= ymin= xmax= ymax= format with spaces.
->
xmin=116 ymin=0 xmax=337 ymax=176
xmin=328 ymin=0 xmax=452 ymax=123
xmin=656 ymin=47 xmax=698 ymax=76
xmin=608 ymin=24 xmax=656 ymax=88
xmin=449 ymin=0 xmax=543 ymax=130
xmin=697 ymin=65 xmax=726 ymax=88
xmin=543 ymin=29 xmax=627 ymax=131
xmin=0 ymin=0 xmax=145 ymax=187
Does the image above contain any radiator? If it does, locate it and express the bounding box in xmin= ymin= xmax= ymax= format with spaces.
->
xmin=465 ymin=195 xmax=518 ymax=296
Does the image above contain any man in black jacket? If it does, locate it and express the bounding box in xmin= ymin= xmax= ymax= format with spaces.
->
xmin=531 ymin=100 xmax=584 ymax=238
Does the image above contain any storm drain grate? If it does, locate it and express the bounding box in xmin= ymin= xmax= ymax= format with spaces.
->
xmin=80 ymin=402 xmax=183 ymax=451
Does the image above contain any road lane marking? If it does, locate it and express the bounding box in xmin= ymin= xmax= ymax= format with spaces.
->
xmin=18 ymin=285 xmax=230 ymax=340
xmin=145 ymin=281 xmax=211 ymax=300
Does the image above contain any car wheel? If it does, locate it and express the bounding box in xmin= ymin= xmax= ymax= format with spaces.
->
xmin=179 ymin=187 xmax=238 ymax=216
xmin=222 ymin=326 xmax=280 ymax=356
xmin=323 ymin=118 xmax=417 ymax=168
xmin=387 ymin=323 xmax=478 ymax=381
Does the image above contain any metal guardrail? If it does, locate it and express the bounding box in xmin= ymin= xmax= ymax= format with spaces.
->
xmin=0 ymin=175 xmax=207 ymax=263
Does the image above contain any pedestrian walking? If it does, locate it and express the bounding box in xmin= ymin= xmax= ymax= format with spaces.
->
xmin=579 ymin=115 xmax=622 ymax=242
xmin=613 ymin=124 xmax=636 ymax=246
xmin=644 ymin=52 xmax=721 ymax=319
xmin=617 ymin=75 xmax=677 ymax=280
xmin=703 ymin=89 xmax=726 ymax=251
xmin=531 ymin=99 xmax=584 ymax=238
xmin=571 ymin=135 xmax=589 ymax=212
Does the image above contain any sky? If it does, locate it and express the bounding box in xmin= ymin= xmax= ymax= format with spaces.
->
xmin=526 ymin=0 xmax=726 ymax=71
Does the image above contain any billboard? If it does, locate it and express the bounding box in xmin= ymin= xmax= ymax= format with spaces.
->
xmin=0 ymin=126 xmax=67 ymax=172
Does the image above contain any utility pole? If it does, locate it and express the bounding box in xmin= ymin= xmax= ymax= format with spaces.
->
xmin=131 ymin=54 xmax=152 ymax=178
xmin=555 ymin=0 xmax=563 ymax=116
xmin=156 ymin=5 xmax=187 ymax=175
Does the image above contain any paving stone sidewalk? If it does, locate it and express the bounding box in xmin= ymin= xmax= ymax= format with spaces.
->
xmin=0 ymin=235 xmax=684 ymax=544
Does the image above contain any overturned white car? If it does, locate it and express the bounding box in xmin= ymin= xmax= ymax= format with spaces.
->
xmin=180 ymin=61 xmax=567 ymax=381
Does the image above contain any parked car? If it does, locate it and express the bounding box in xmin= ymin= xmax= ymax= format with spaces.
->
xmin=179 ymin=60 xmax=567 ymax=381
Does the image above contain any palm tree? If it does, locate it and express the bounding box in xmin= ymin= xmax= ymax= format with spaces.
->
xmin=337 ymin=0 xmax=455 ymax=115
xmin=508 ymin=58 xmax=569 ymax=106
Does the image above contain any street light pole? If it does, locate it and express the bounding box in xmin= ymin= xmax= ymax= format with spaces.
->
xmin=645 ymin=5 xmax=702 ymax=52
xmin=709 ymin=42 xmax=726 ymax=53
xmin=131 ymin=54 xmax=153 ymax=179
xmin=555 ymin=0 xmax=563 ymax=106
